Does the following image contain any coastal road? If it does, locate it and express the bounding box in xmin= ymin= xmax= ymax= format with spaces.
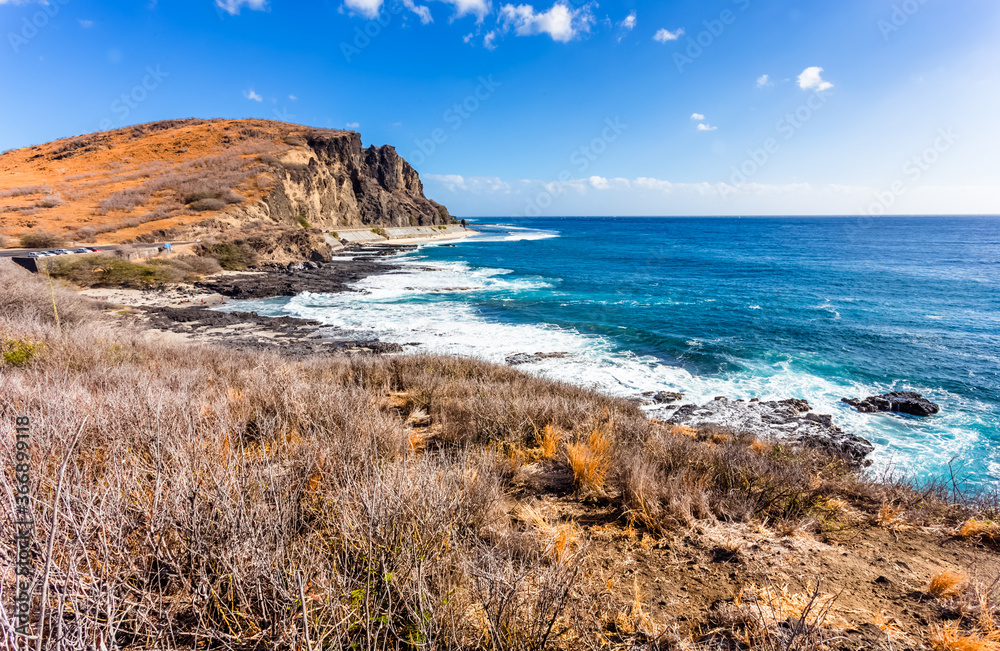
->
xmin=0 ymin=241 xmax=198 ymax=258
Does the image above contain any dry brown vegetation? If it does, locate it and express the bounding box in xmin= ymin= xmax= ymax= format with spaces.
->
xmin=3 ymin=262 xmax=1000 ymax=649
xmin=0 ymin=119 xmax=318 ymax=246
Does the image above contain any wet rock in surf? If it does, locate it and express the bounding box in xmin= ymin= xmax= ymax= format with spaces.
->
xmin=506 ymin=352 xmax=571 ymax=365
xmin=667 ymin=397 xmax=874 ymax=464
xmin=643 ymin=391 xmax=684 ymax=404
xmin=842 ymin=391 xmax=940 ymax=417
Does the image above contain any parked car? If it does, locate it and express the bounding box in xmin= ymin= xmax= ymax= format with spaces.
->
xmin=86 ymin=247 xmax=100 ymax=252
xmin=53 ymin=249 xmax=73 ymax=255
xmin=75 ymin=248 xmax=90 ymax=253
xmin=27 ymin=252 xmax=41 ymax=258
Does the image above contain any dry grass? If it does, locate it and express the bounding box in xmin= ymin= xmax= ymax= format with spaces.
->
xmin=930 ymin=623 xmax=1000 ymax=651
xmin=961 ymin=519 xmax=1000 ymax=546
xmin=566 ymin=429 xmax=613 ymax=494
xmin=540 ymin=424 xmax=561 ymax=459
xmin=931 ymin=570 xmax=970 ymax=599
xmin=3 ymin=263 xmax=998 ymax=649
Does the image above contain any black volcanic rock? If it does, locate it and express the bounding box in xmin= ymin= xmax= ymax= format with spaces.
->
xmin=667 ymin=397 xmax=874 ymax=464
xmin=644 ymin=391 xmax=684 ymax=404
xmin=842 ymin=392 xmax=940 ymax=417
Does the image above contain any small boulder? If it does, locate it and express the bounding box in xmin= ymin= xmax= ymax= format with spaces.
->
xmin=841 ymin=391 xmax=940 ymax=417
xmin=649 ymin=391 xmax=684 ymax=404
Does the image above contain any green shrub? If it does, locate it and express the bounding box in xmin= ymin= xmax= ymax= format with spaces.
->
xmin=371 ymin=227 xmax=388 ymax=238
xmin=45 ymin=253 xmax=220 ymax=287
xmin=47 ymin=255 xmax=160 ymax=288
xmin=1 ymin=338 xmax=44 ymax=367
xmin=296 ymin=215 xmax=311 ymax=228
xmin=201 ymin=242 xmax=258 ymax=271
xmin=189 ymin=198 xmax=227 ymax=212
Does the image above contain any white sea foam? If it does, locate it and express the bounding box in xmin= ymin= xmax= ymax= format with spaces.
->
xmin=466 ymin=224 xmax=560 ymax=243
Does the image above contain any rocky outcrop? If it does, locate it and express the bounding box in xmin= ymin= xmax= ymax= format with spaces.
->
xmin=252 ymin=131 xmax=449 ymax=232
xmin=842 ymin=392 xmax=940 ymax=417
xmin=667 ymin=397 xmax=874 ymax=464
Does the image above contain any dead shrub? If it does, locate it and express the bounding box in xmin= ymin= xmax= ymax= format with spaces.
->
xmin=18 ymin=228 xmax=66 ymax=248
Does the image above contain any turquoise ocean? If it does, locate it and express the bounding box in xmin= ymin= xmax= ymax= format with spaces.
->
xmin=224 ymin=217 xmax=1000 ymax=488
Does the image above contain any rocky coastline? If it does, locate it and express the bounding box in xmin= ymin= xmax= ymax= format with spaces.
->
xmin=109 ymin=246 xmax=877 ymax=465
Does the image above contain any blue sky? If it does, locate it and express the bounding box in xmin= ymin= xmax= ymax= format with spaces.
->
xmin=1 ymin=0 xmax=998 ymax=216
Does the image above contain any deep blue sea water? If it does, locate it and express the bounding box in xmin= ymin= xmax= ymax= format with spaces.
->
xmin=225 ymin=217 xmax=1000 ymax=488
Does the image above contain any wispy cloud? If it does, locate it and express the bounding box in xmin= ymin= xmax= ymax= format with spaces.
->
xmin=404 ymin=0 xmax=433 ymax=24
xmin=691 ymin=113 xmax=705 ymax=121
xmin=343 ymin=0 xmax=382 ymax=18
xmin=697 ymin=123 xmax=717 ymax=132
xmin=244 ymin=89 xmax=263 ymax=102
xmin=619 ymin=11 xmax=636 ymax=31
xmin=78 ymin=19 xmax=95 ymax=28
xmin=756 ymin=73 xmax=772 ymax=88
xmin=653 ymin=27 xmax=683 ymax=42
xmin=797 ymin=66 xmax=833 ymax=92
xmin=216 ymin=0 xmax=268 ymax=15
xmin=346 ymin=122 xmax=360 ymax=128
xmin=436 ymin=0 xmax=491 ymax=23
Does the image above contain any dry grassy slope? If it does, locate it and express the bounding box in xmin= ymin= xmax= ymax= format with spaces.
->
xmin=0 ymin=118 xmax=450 ymax=257
xmin=3 ymin=262 xmax=1000 ymax=650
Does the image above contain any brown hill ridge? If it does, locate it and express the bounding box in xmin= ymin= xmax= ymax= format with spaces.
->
xmin=0 ymin=118 xmax=451 ymax=260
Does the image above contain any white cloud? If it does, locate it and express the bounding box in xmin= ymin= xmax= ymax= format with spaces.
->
xmin=634 ymin=177 xmax=674 ymax=192
xmin=619 ymin=11 xmax=636 ymax=30
xmin=463 ymin=32 xmax=474 ymax=43
xmin=483 ymin=30 xmax=498 ymax=50
xmin=797 ymin=66 xmax=833 ymax=92
xmin=498 ymin=2 xmax=595 ymax=43
xmin=78 ymin=19 xmax=94 ymax=28
xmin=425 ymin=174 xmax=510 ymax=193
xmin=343 ymin=0 xmax=383 ymax=18
xmin=697 ymin=123 xmax=717 ymax=131
xmin=346 ymin=122 xmax=360 ymax=128
xmin=244 ymin=89 xmax=263 ymax=102
xmin=653 ymin=27 xmax=683 ymax=42
xmin=690 ymin=113 xmax=705 ymax=121
xmin=216 ymin=0 xmax=268 ymax=15
xmin=435 ymin=0 xmax=491 ymax=22
xmin=756 ymin=74 xmax=772 ymax=88
xmin=288 ymin=94 xmax=298 ymax=101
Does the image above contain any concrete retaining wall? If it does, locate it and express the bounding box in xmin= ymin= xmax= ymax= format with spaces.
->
xmin=337 ymin=230 xmax=388 ymax=243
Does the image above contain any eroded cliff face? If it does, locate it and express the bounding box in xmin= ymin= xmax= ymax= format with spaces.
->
xmin=230 ymin=130 xmax=449 ymax=232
